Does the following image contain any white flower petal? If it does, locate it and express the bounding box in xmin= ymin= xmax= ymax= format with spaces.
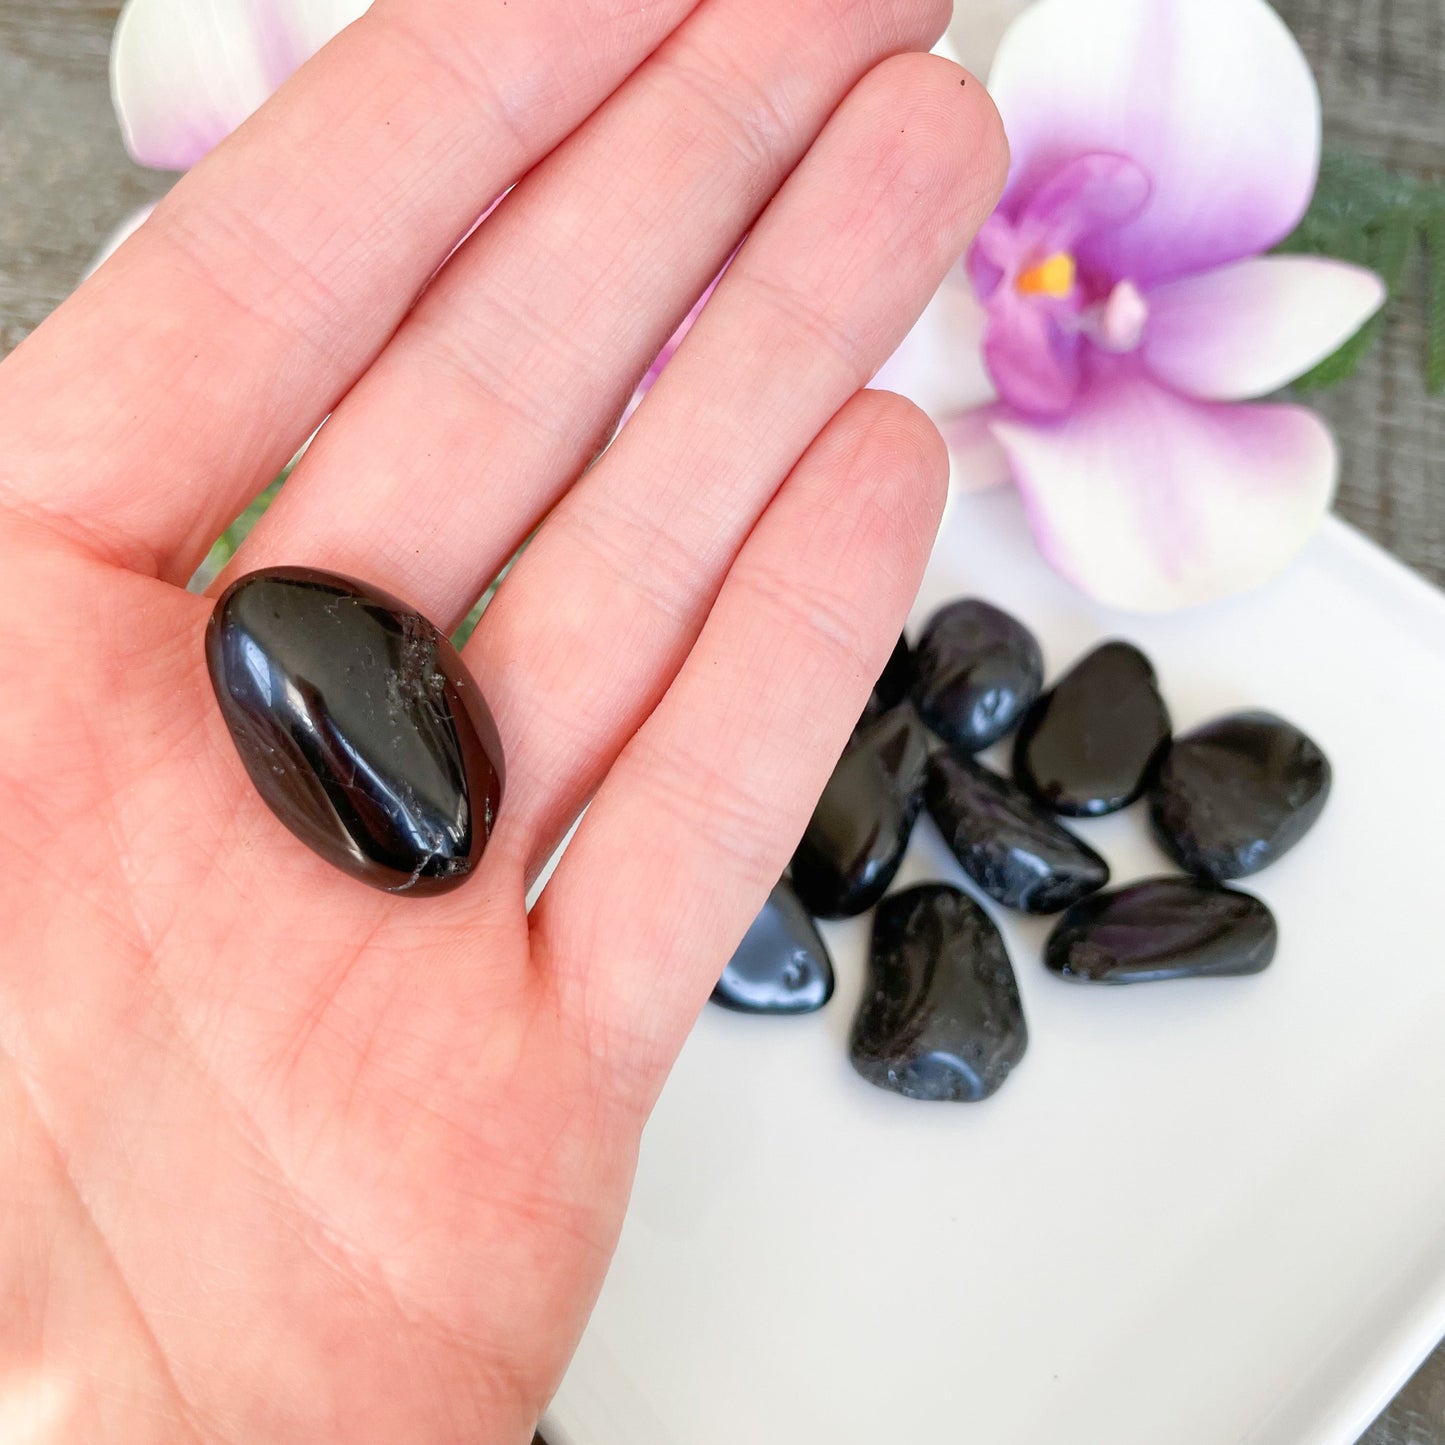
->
xmin=993 ymin=368 xmax=1336 ymax=612
xmin=1143 ymin=256 xmax=1387 ymax=401
xmin=86 ymin=202 xmax=159 ymax=277
xmin=112 ymin=0 xmax=371 ymax=170
xmin=871 ymin=268 xmax=996 ymax=420
xmin=939 ymin=408 xmax=1015 ymax=492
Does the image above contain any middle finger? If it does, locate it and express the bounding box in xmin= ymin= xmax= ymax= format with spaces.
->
xmin=475 ymin=51 xmax=1006 ymax=873
xmin=225 ymin=0 xmax=951 ymax=615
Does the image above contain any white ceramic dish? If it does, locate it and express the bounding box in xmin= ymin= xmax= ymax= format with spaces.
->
xmin=543 ymin=489 xmax=1445 ymax=1445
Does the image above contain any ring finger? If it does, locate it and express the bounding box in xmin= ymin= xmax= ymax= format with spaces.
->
xmin=472 ymin=52 xmax=1006 ymax=873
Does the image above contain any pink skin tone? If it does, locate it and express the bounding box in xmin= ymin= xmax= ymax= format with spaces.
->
xmin=0 ymin=1 xmax=1007 ymax=1441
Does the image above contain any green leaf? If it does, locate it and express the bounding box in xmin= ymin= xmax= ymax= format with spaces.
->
xmin=1288 ymin=205 xmax=1413 ymax=393
xmin=1423 ymin=209 xmax=1445 ymax=394
xmin=1279 ymin=150 xmax=1418 ymax=254
xmin=189 ymin=468 xmax=291 ymax=592
xmin=451 ymin=590 xmax=492 ymax=650
xmin=449 ymin=531 xmax=534 ymax=649
xmin=1276 ymin=150 xmax=1419 ymax=390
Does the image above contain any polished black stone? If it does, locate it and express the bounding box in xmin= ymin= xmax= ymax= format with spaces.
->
xmin=1045 ymin=878 xmax=1277 ymax=984
xmin=711 ymin=882 xmax=835 ymax=1015
xmin=1149 ymin=711 xmax=1332 ymax=882
xmin=206 ymin=567 xmax=504 ymax=895
xmin=911 ymin=599 xmax=1044 ymax=753
xmin=791 ymin=706 xmax=932 ymax=919
xmin=859 ymin=635 xmax=915 ymax=729
xmin=850 ymin=884 xmax=1027 ymax=1102
xmin=1013 ymin=641 xmax=1171 ymax=817
xmin=925 ymin=752 xmax=1109 ymax=915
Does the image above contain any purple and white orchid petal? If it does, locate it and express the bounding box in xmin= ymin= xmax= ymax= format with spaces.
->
xmin=1142 ymin=256 xmax=1387 ymax=401
xmin=938 ymin=407 xmax=1015 ymax=493
xmin=984 ymin=288 xmax=1082 ymax=416
xmin=990 ymin=0 xmax=1321 ymax=285
xmin=112 ymin=0 xmax=370 ymax=170
xmin=86 ymin=203 xmax=158 ymax=277
xmin=992 ymin=368 xmax=1336 ymax=612
xmin=872 ymin=268 xmax=996 ymax=420
xmin=1015 ymin=152 xmax=1152 ymax=255
xmin=618 ymin=271 xmax=727 ymax=428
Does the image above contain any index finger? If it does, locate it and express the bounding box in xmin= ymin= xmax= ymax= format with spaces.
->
xmin=0 ymin=0 xmax=700 ymax=581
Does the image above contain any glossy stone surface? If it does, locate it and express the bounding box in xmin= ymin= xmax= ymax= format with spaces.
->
xmin=1045 ymin=878 xmax=1277 ymax=984
xmin=1014 ymin=641 xmax=1171 ymax=817
xmin=791 ymin=706 xmax=932 ymax=919
xmin=1150 ymin=711 xmax=1332 ymax=882
xmin=911 ymin=599 xmax=1044 ymax=753
xmin=206 ymin=567 xmax=504 ymax=895
xmin=858 ymin=635 xmax=915 ymax=729
xmin=925 ymin=752 xmax=1109 ymax=915
xmin=850 ymin=884 xmax=1027 ymax=1102
xmin=711 ymin=882 xmax=835 ymax=1015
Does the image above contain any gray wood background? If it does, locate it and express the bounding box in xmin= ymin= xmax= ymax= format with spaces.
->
xmin=0 ymin=2 xmax=1440 ymax=1441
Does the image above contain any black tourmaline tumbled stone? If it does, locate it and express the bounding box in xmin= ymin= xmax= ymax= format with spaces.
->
xmin=206 ymin=567 xmax=504 ymax=895
xmin=1045 ymin=878 xmax=1277 ymax=984
xmin=711 ymin=881 xmax=835 ymax=1015
xmin=858 ymin=635 xmax=915 ymax=729
xmin=1149 ymin=711 xmax=1332 ymax=882
xmin=851 ymin=884 xmax=1027 ymax=1102
xmin=925 ymin=751 xmax=1109 ymax=915
xmin=791 ymin=706 xmax=932 ymax=920
xmin=911 ymin=599 xmax=1044 ymax=753
xmin=1014 ymin=641 xmax=1171 ymax=817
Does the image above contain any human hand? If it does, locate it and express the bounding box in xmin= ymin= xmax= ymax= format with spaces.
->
xmin=0 ymin=1 xmax=1004 ymax=1438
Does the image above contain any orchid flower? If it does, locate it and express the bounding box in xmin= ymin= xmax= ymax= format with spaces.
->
xmin=104 ymin=0 xmax=1382 ymax=615
xmin=880 ymin=0 xmax=1385 ymax=612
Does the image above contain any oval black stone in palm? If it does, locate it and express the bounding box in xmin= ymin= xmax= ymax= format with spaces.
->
xmin=858 ymin=634 xmax=915 ymax=730
xmin=1013 ymin=640 xmax=1171 ymax=817
xmin=1045 ymin=878 xmax=1277 ymax=984
xmin=206 ymin=567 xmax=504 ymax=896
xmin=711 ymin=882 xmax=835 ymax=1015
xmin=790 ymin=705 xmax=931 ymax=920
xmin=925 ymin=751 xmax=1109 ymax=915
xmin=1150 ymin=711 xmax=1332 ymax=882
xmin=851 ymin=884 xmax=1027 ymax=1103
xmin=911 ymin=599 xmax=1043 ymax=753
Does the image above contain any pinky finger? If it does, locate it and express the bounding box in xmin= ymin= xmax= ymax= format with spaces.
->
xmin=530 ymin=390 xmax=948 ymax=1104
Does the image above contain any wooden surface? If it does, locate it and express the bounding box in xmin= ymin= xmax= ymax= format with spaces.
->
xmin=1 ymin=1 xmax=1442 ymax=1441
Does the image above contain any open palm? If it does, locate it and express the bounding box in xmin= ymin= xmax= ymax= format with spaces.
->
xmin=0 ymin=1 xmax=1003 ymax=1438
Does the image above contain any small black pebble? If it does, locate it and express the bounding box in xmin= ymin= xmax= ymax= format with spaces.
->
xmin=851 ymin=884 xmax=1027 ymax=1102
xmin=911 ymin=599 xmax=1044 ymax=754
xmin=791 ymin=705 xmax=932 ymax=919
xmin=1045 ymin=877 xmax=1278 ymax=984
xmin=925 ymin=751 xmax=1109 ymax=914
xmin=712 ymin=882 xmax=835 ymax=1015
xmin=1149 ymin=711 xmax=1331 ymax=882
xmin=206 ymin=567 xmax=503 ymax=895
xmin=1014 ymin=640 xmax=1171 ymax=817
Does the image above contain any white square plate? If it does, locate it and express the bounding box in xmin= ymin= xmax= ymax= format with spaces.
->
xmin=545 ymin=489 xmax=1445 ymax=1445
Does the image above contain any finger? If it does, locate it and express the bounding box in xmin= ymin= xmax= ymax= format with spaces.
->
xmin=0 ymin=0 xmax=699 ymax=580
xmin=470 ymin=53 xmax=1005 ymax=870
xmin=533 ymin=391 xmax=948 ymax=1096
xmin=223 ymin=0 xmax=951 ymax=620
